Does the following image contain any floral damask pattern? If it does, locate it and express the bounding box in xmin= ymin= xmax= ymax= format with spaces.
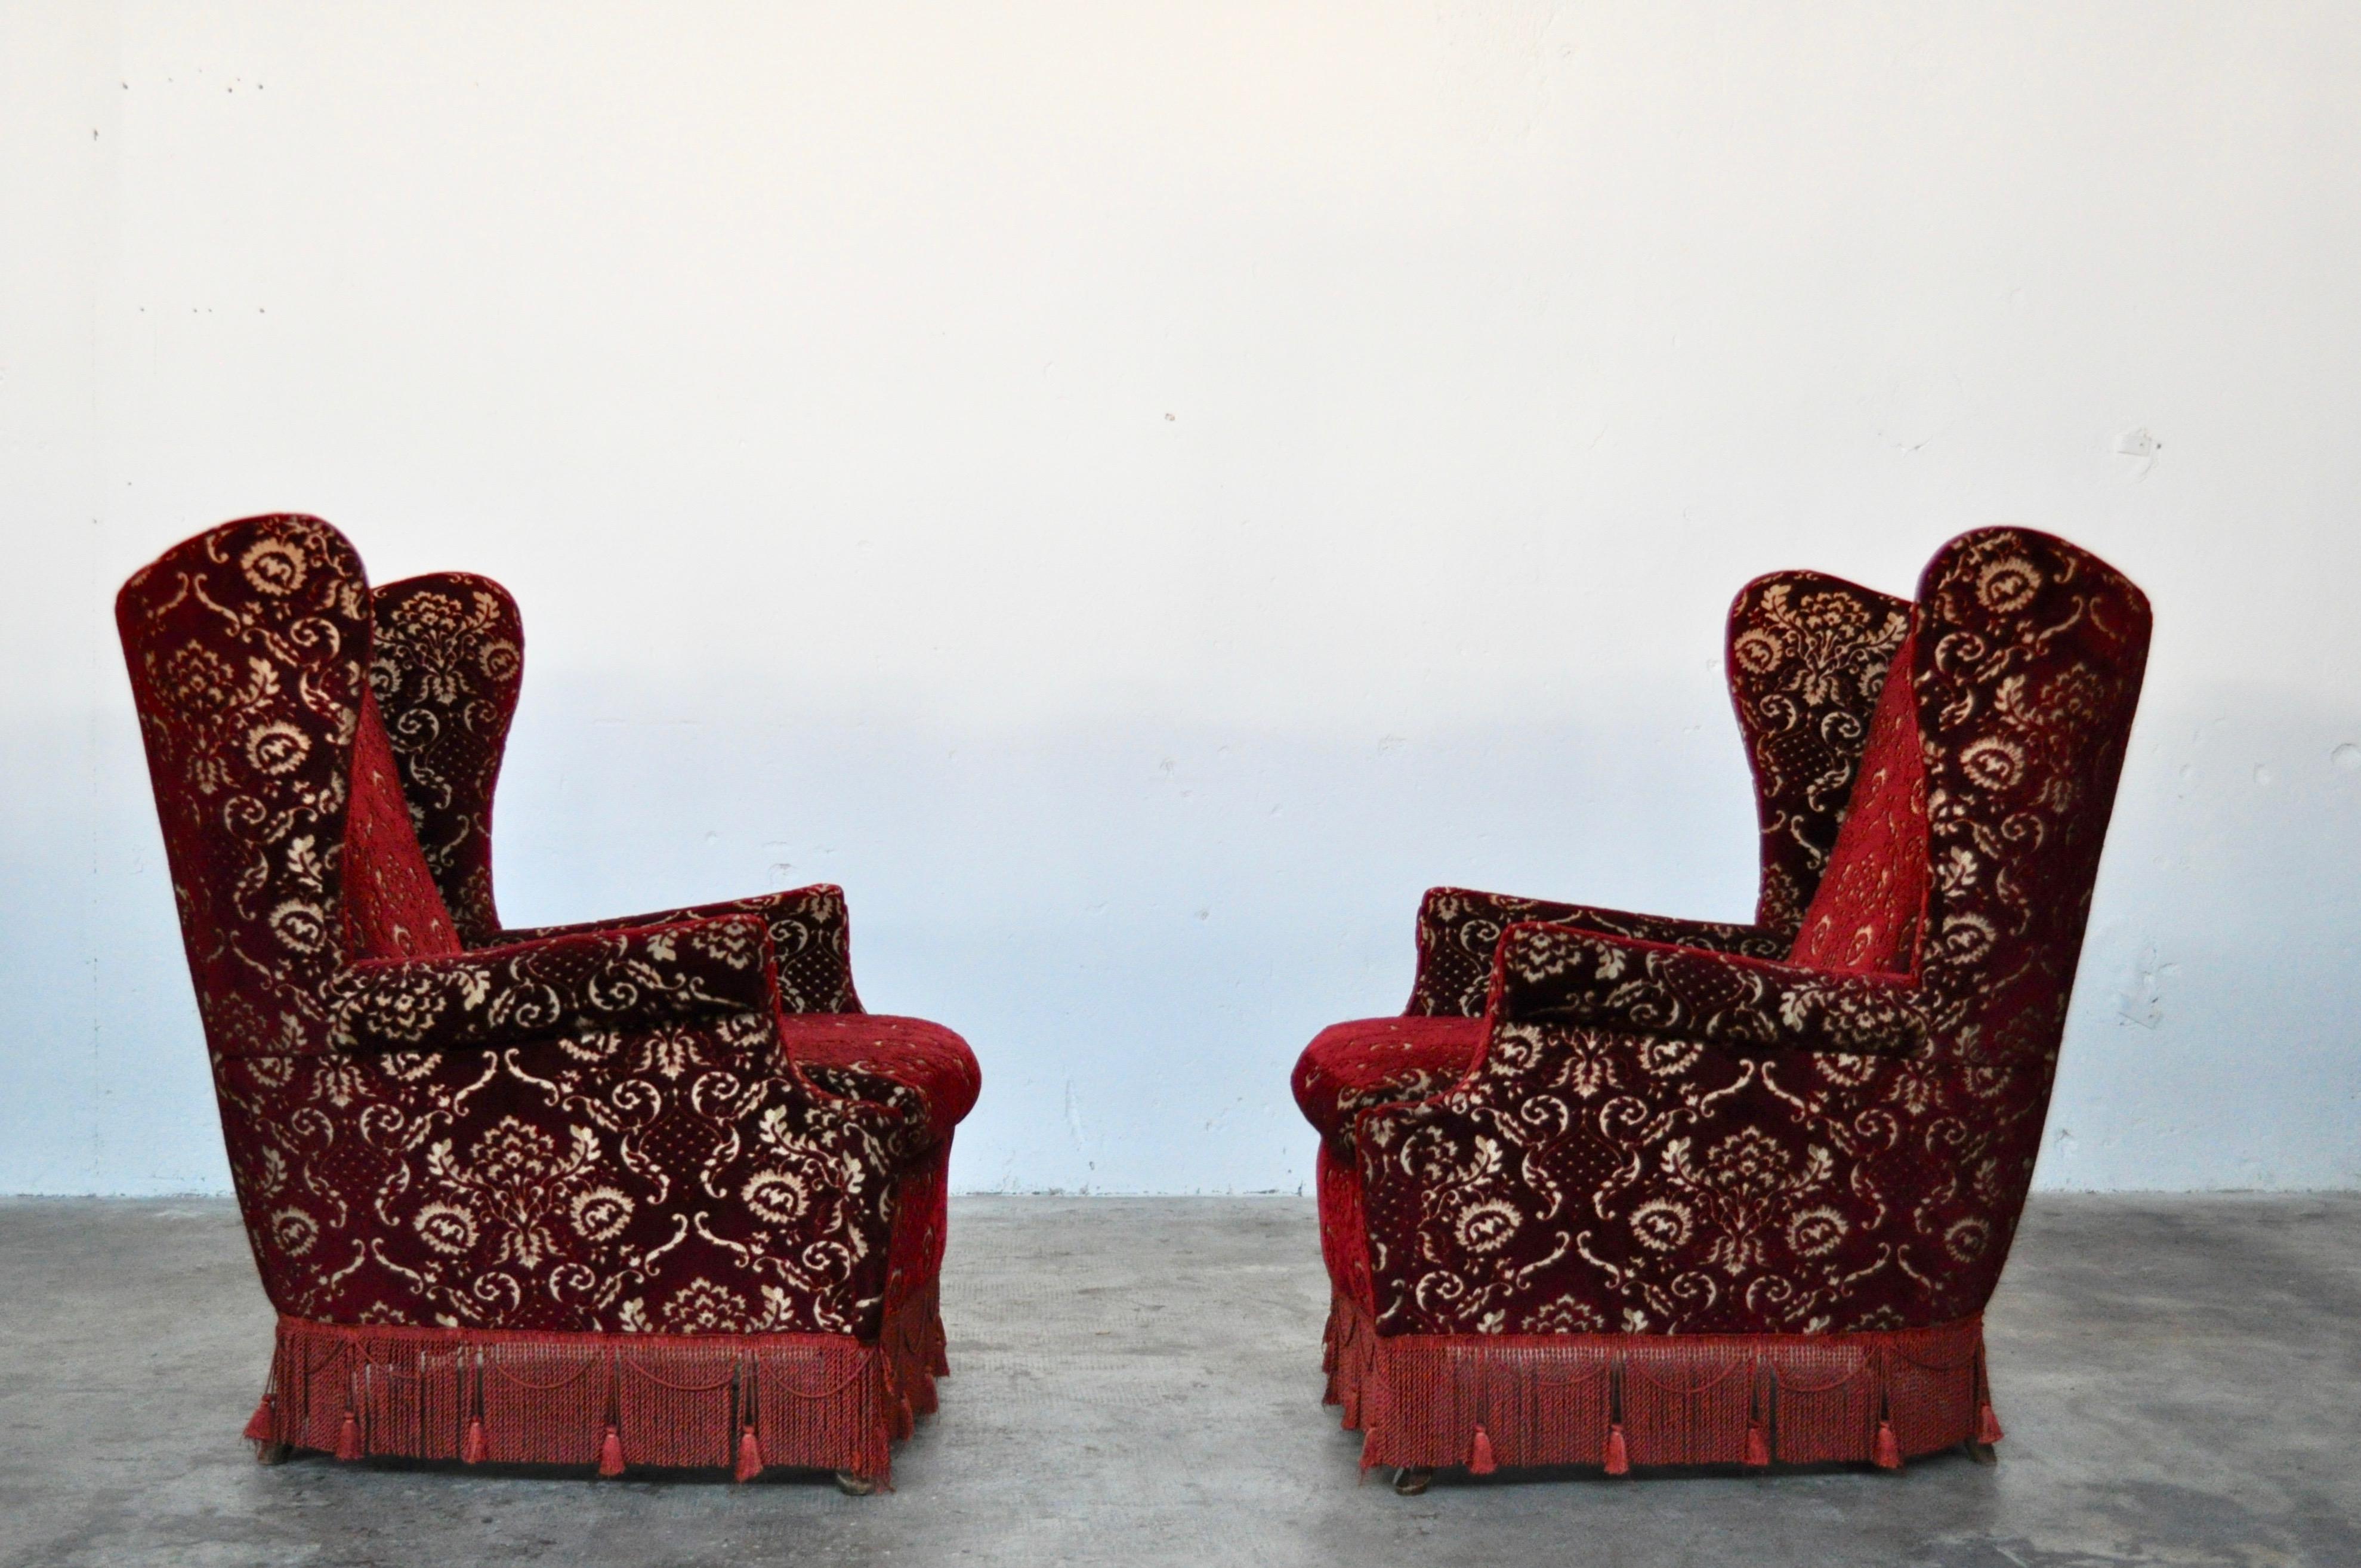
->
xmin=368 ymin=575 xmax=523 ymax=947
xmin=1408 ymin=891 xmax=1789 ymax=1021
xmin=119 ymin=515 xmax=976 ymax=1347
xmin=1727 ymin=573 xmax=1913 ymax=934
xmin=121 ymin=514 xmax=369 ymax=1060
xmin=323 ymin=916 xmax=775 ymax=1052
xmin=1323 ymin=528 xmax=2148 ymax=1340
xmin=215 ymin=1009 xmax=908 ymax=1334
xmin=505 ymin=885 xmax=863 ymax=1018
xmin=1495 ymin=922 xmax=1931 ymax=1054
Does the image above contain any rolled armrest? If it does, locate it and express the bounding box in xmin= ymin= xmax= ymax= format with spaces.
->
xmin=1492 ymin=919 xmax=1930 ymax=1054
xmin=1411 ymin=885 xmax=1789 ymax=1018
xmin=326 ymin=915 xmax=776 ymax=1052
xmin=498 ymin=883 xmax=859 ymax=1014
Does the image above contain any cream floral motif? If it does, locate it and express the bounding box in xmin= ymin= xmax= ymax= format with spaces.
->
xmin=569 ymin=1187 xmax=633 ymax=1240
xmin=1521 ymin=1295 xmax=1606 ymax=1333
xmin=240 ymin=536 xmax=308 ymax=595
xmin=1786 ymin=1204 xmax=1848 ymax=1258
xmin=271 ymin=1206 xmax=320 ymax=1258
xmin=413 ymin=1201 xmax=477 ymax=1256
xmin=1662 ymin=1128 xmax=1835 ymax=1277
xmin=268 ymin=900 xmax=331 ymax=955
xmin=743 ymin=1168 xmax=814 ymax=1226
xmin=1351 ymin=529 xmax=2149 ymax=1338
xmin=1629 ymin=1198 xmax=1692 ymax=1254
xmin=419 ymin=1118 xmax=598 ymax=1270
xmin=1453 ymin=1197 xmax=1524 ymax=1255
xmin=655 ymin=1277 xmax=748 ymax=1332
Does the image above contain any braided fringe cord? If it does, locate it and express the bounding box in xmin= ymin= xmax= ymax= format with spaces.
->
xmin=1325 ymin=1290 xmax=1996 ymax=1475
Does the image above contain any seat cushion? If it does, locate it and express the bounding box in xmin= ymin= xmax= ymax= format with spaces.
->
xmin=783 ymin=1014 xmax=981 ymax=1153
xmin=1293 ymin=1016 xmax=1485 ymax=1155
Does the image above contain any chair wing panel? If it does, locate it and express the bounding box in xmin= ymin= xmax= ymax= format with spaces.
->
xmin=370 ymin=573 xmax=525 ymax=947
xmin=118 ymin=514 xmax=375 ymax=1057
xmin=1726 ymin=571 xmax=1912 ymax=935
xmin=1901 ymin=528 xmax=2152 ymax=1222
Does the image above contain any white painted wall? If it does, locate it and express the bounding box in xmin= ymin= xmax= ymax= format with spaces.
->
xmin=5 ymin=2 xmax=2357 ymax=1194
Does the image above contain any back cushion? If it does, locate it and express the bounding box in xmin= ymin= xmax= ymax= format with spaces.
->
xmin=341 ymin=689 xmax=464 ymax=961
xmin=1789 ymin=633 xmax=1928 ymax=976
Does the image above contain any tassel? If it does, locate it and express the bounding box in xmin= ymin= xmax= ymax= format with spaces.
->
xmin=242 ymin=1396 xmax=275 ymax=1445
xmin=735 ymin=1427 xmax=764 ymax=1484
xmin=1468 ymin=1424 xmax=1498 ymax=1476
xmin=1976 ymin=1402 xmax=2004 ymax=1446
xmin=461 ymin=1417 xmax=487 ymax=1465
xmin=597 ymin=1425 xmax=625 ymax=1478
xmin=1874 ymin=1418 xmax=1902 ymax=1471
xmin=1744 ymin=1419 xmax=1770 ymax=1468
xmin=335 ymin=1410 xmax=362 ymax=1462
xmin=1604 ymin=1423 xmax=1630 ymax=1477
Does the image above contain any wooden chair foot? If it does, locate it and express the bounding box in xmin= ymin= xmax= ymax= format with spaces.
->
xmin=1965 ymin=1441 xmax=1998 ymax=1465
xmin=1391 ymin=1466 xmax=1434 ymax=1496
xmin=254 ymin=1442 xmax=295 ymax=1466
xmin=834 ymin=1470 xmax=879 ymax=1496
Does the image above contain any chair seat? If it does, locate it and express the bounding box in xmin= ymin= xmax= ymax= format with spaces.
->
xmin=785 ymin=1014 xmax=982 ymax=1152
xmin=1292 ymin=1016 xmax=1485 ymax=1152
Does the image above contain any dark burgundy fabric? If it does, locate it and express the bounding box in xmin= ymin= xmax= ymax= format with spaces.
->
xmin=1301 ymin=528 xmax=2149 ymax=1344
xmin=119 ymin=515 xmax=977 ymax=1345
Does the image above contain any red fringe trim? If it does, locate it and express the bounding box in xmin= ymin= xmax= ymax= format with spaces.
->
xmin=1326 ymin=1290 xmax=1998 ymax=1475
xmin=248 ymin=1313 xmax=925 ymax=1481
xmin=248 ymin=1148 xmax=956 ymax=1484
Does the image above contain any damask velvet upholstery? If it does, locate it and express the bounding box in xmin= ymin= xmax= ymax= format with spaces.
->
xmin=1295 ymin=528 xmax=2149 ymax=1479
xmin=119 ymin=514 xmax=978 ymax=1482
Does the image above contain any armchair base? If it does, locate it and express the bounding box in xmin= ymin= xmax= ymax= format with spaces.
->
xmin=245 ymin=1289 xmax=943 ymax=1483
xmin=244 ymin=1146 xmax=955 ymax=1486
xmin=1325 ymin=1292 xmax=2000 ymax=1477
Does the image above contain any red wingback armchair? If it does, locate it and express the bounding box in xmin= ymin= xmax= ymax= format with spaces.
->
xmin=118 ymin=514 xmax=979 ymax=1487
xmin=1292 ymin=527 xmax=2149 ymax=1487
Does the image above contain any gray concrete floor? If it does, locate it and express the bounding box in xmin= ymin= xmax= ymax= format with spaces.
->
xmin=1 ymin=1195 xmax=2355 ymax=1567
